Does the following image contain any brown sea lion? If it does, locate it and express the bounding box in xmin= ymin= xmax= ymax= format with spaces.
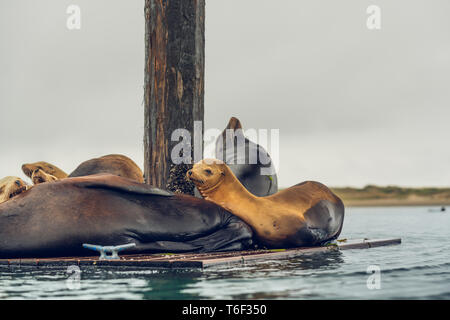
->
xmin=0 ymin=176 xmax=29 ymax=204
xmin=0 ymin=174 xmax=253 ymax=258
xmin=187 ymin=159 xmax=345 ymax=248
xmin=69 ymin=154 xmax=144 ymax=183
xmin=22 ymin=154 xmax=144 ymax=185
xmin=31 ymin=169 xmax=58 ymax=185
xmin=22 ymin=162 xmax=68 ymax=181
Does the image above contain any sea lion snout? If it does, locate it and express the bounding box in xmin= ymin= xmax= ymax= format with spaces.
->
xmin=31 ymin=168 xmax=58 ymax=185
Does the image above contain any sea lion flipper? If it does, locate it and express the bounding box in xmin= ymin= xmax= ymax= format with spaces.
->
xmin=71 ymin=174 xmax=173 ymax=197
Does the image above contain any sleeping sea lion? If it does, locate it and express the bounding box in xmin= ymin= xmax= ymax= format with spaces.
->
xmin=0 ymin=174 xmax=253 ymax=258
xmin=22 ymin=162 xmax=68 ymax=181
xmin=0 ymin=176 xmax=29 ymax=204
xmin=188 ymin=159 xmax=344 ymax=248
xmin=22 ymin=154 xmax=144 ymax=185
xmin=215 ymin=117 xmax=278 ymax=197
xmin=69 ymin=154 xmax=144 ymax=183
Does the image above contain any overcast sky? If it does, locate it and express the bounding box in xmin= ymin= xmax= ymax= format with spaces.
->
xmin=1 ymin=0 xmax=449 ymax=188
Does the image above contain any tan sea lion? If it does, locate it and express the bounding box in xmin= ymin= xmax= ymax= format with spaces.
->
xmin=69 ymin=154 xmax=144 ymax=183
xmin=0 ymin=176 xmax=29 ymax=204
xmin=31 ymin=169 xmax=58 ymax=185
xmin=215 ymin=117 xmax=278 ymax=196
xmin=22 ymin=154 xmax=144 ymax=185
xmin=22 ymin=162 xmax=68 ymax=182
xmin=187 ymin=159 xmax=345 ymax=248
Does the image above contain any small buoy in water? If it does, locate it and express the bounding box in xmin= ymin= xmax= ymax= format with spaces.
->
xmin=441 ymin=206 xmax=446 ymax=212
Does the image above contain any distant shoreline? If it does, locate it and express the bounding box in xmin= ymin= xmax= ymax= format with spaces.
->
xmin=330 ymin=185 xmax=450 ymax=208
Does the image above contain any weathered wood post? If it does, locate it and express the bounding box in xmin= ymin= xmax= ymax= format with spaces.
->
xmin=144 ymin=0 xmax=205 ymax=190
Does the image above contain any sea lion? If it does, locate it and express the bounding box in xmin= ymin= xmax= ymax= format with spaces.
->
xmin=0 ymin=174 xmax=253 ymax=258
xmin=69 ymin=154 xmax=144 ymax=183
xmin=31 ymin=169 xmax=58 ymax=185
xmin=215 ymin=117 xmax=278 ymax=197
xmin=188 ymin=159 xmax=344 ymax=248
xmin=0 ymin=177 xmax=29 ymax=204
xmin=22 ymin=162 xmax=68 ymax=181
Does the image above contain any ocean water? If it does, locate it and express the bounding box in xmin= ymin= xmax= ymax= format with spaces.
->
xmin=0 ymin=206 xmax=448 ymax=300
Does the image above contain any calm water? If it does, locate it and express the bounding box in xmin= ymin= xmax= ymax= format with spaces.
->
xmin=0 ymin=206 xmax=449 ymax=300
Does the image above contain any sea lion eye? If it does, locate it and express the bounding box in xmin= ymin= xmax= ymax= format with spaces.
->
xmin=204 ymin=169 xmax=212 ymax=175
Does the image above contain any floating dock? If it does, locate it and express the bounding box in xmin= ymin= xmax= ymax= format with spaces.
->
xmin=0 ymin=238 xmax=401 ymax=270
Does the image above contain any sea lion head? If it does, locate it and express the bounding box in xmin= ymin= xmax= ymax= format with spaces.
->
xmin=31 ymin=169 xmax=58 ymax=185
xmin=187 ymin=159 xmax=227 ymax=195
xmin=0 ymin=176 xmax=29 ymax=204
xmin=22 ymin=162 xmax=68 ymax=180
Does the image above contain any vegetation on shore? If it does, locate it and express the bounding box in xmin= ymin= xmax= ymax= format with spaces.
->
xmin=330 ymin=185 xmax=450 ymax=207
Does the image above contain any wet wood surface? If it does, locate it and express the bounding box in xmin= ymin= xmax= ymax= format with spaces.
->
xmin=0 ymin=238 xmax=401 ymax=270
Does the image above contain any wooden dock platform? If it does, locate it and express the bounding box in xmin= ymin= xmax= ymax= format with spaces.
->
xmin=0 ymin=238 xmax=401 ymax=270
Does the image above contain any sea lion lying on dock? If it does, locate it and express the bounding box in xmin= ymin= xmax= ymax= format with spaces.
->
xmin=0 ymin=177 xmax=29 ymax=204
xmin=22 ymin=154 xmax=144 ymax=185
xmin=215 ymin=117 xmax=278 ymax=197
xmin=188 ymin=159 xmax=344 ymax=248
xmin=0 ymin=174 xmax=253 ymax=258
